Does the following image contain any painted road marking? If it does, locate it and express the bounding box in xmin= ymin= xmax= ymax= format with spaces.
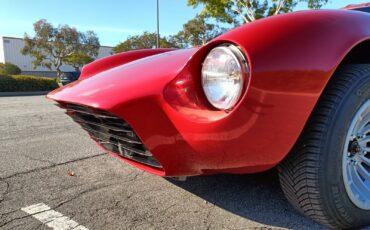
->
xmin=21 ymin=203 xmax=88 ymax=230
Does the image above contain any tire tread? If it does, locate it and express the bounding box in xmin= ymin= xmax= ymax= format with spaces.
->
xmin=278 ymin=64 xmax=370 ymax=229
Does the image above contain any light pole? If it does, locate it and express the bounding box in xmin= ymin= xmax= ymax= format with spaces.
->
xmin=156 ymin=0 xmax=160 ymax=48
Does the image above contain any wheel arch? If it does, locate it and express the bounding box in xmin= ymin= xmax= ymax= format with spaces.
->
xmin=285 ymin=38 xmax=370 ymax=163
xmin=339 ymin=39 xmax=370 ymax=66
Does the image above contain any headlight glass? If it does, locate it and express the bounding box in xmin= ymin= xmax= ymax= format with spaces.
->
xmin=201 ymin=45 xmax=247 ymax=110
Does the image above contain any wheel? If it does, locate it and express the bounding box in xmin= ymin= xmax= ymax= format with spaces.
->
xmin=278 ymin=64 xmax=370 ymax=229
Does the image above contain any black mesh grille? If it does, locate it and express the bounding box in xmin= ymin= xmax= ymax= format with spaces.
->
xmin=58 ymin=103 xmax=162 ymax=168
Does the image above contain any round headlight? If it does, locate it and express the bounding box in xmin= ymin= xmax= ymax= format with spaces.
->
xmin=201 ymin=45 xmax=247 ymax=110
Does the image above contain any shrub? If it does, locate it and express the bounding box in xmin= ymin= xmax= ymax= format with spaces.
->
xmin=0 ymin=75 xmax=59 ymax=92
xmin=0 ymin=63 xmax=21 ymax=75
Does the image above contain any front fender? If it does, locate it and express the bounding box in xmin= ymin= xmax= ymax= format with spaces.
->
xmin=161 ymin=9 xmax=370 ymax=174
xmin=202 ymin=9 xmax=370 ymax=169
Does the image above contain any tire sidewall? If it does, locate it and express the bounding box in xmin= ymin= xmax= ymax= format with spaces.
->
xmin=321 ymin=68 xmax=370 ymax=225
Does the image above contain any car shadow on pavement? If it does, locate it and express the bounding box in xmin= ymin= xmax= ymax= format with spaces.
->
xmin=167 ymin=169 xmax=326 ymax=230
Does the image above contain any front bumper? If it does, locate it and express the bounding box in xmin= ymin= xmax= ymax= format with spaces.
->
xmin=48 ymin=49 xmax=213 ymax=176
xmin=57 ymin=102 xmax=162 ymax=169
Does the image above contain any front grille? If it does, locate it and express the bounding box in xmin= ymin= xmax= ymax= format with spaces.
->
xmin=58 ymin=103 xmax=162 ymax=168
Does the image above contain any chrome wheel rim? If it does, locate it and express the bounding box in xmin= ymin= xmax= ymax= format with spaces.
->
xmin=343 ymin=99 xmax=370 ymax=210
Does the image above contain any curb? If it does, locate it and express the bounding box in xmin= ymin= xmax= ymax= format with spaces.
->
xmin=0 ymin=91 xmax=50 ymax=97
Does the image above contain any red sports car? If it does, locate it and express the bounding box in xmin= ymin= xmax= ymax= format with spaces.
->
xmin=47 ymin=3 xmax=370 ymax=229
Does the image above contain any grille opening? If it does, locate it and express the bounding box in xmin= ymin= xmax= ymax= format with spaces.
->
xmin=58 ymin=103 xmax=162 ymax=168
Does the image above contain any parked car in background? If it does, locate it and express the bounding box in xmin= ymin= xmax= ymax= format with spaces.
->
xmin=60 ymin=72 xmax=80 ymax=85
xmin=48 ymin=3 xmax=370 ymax=229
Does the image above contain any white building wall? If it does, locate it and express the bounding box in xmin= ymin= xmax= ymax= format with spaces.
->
xmin=0 ymin=36 xmax=113 ymax=76
xmin=0 ymin=37 xmax=5 ymax=63
xmin=98 ymin=46 xmax=113 ymax=58
xmin=2 ymin=37 xmax=54 ymax=71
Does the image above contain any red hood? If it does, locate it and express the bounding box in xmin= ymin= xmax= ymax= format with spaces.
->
xmin=47 ymin=48 xmax=199 ymax=110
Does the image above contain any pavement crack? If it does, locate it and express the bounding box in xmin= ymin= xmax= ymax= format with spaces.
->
xmin=0 ymin=181 xmax=9 ymax=204
xmin=52 ymin=174 xmax=143 ymax=212
xmin=53 ymin=182 xmax=118 ymax=209
xmin=21 ymin=154 xmax=56 ymax=166
xmin=0 ymin=181 xmax=10 ymax=220
xmin=0 ymin=152 xmax=107 ymax=180
xmin=122 ymin=171 xmax=143 ymax=183
xmin=0 ymin=208 xmax=19 ymax=217
xmin=0 ymin=214 xmax=30 ymax=228
xmin=159 ymin=203 xmax=177 ymax=216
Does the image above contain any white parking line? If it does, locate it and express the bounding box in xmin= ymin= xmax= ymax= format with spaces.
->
xmin=21 ymin=203 xmax=88 ymax=230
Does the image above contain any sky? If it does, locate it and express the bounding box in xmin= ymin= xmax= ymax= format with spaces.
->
xmin=0 ymin=0 xmax=368 ymax=47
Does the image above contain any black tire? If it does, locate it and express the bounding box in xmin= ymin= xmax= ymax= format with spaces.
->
xmin=278 ymin=64 xmax=370 ymax=229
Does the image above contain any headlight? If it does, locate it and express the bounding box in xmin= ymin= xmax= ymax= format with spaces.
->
xmin=201 ymin=44 xmax=247 ymax=110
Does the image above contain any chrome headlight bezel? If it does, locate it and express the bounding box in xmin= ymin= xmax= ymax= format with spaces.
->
xmin=201 ymin=44 xmax=249 ymax=111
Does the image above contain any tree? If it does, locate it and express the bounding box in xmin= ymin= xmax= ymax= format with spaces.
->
xmin=21 ymin=19 xmax=100 ymax=77
xmin=64 ymin=53 xmax=94 ymax=72
xmin=187 ymin=0 xmax=329 ymax=24
xmin=168 ymin=32 xmax=188 ymax=49
xmin=64 ymin=31 xmax=100 ymax=72
xmin=173 ymin=14 xmax=226 ymax=48
xmin=113 ymin=32 xmax=179 ymax=53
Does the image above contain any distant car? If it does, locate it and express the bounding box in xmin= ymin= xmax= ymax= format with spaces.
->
xmin=47 ymin=4 xmax=370 ymax=229
xmin=60 ymin=72 xmax=80 ymax=85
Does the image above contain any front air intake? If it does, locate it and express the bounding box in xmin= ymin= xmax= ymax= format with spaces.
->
xmin=57 ymin=103 xmax=162 ymax=168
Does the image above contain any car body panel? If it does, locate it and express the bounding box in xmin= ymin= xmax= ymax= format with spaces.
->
xmin=79 ymin=48 xmax=175 ymax=80
xmin=343 ymin=3 xmax=370 ymax=10
xmin=48 ymin=10 xmax=370 ymax=176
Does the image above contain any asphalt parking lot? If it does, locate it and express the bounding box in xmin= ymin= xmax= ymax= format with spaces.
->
xmin=0 ymin=95 xmax=333 ymax=229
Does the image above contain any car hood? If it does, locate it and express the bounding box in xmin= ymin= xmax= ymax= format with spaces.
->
xmin=47 ymin=48 xmax=199 ymax=110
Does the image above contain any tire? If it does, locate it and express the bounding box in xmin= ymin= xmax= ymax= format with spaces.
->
xmin=278 ymin=64 xmax=370 ymax=229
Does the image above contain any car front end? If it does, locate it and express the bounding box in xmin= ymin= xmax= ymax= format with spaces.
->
xmin=48 ymin=9 xmax=370 ymax=177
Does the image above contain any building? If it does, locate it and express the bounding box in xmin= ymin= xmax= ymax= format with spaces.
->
xmin=0 ymin=36 xmax=113 ymax=77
